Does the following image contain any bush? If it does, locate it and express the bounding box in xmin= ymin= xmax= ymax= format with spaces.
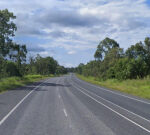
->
xmin=109 ymin=57 xmax=149 ymax=80
xmin=5 ymin=61 xmax=21 ymax=77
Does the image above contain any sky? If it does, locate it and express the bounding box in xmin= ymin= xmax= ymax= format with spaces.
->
xmin=0 ymin=0 xmax=150 ymax=67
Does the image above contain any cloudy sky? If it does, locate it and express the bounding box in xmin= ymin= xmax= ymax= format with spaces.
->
xmin=0 ymin=0 xmax=150 ymax=67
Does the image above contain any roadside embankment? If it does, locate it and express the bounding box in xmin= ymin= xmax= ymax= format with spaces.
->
xmin=77 ymin=74 xmax=150 ymax=100
xmin=0 ymin=74 xmax=54 ymax=93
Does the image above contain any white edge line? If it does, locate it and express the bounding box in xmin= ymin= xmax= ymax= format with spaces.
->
xmin=72 ymin=82 xmax=150 ymax=123
xmin=72 ymin=83 xmax=150 ymax=133
xmin=74 ymin=76 xmax=150 ymax=105
xmin=0 ymin=79 xmax=49 ymax=126
xmin=63 ymin=109 xmax=68 ymax=117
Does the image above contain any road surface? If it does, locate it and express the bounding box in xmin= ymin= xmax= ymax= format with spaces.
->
xmin=0 ymin=74 xmax=150 ymax=135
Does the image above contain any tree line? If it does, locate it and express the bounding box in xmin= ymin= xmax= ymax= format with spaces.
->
xmin=0 ymin=9 xmax=67 ymax=79
xmin=76 ymin=37 xmax=150 ymax=80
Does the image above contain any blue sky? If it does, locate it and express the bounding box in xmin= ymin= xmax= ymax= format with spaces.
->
xmin=1 ymin=0 xmax=150 ymax=67
xmin=146 ymin=0 xmax=150 ymax=6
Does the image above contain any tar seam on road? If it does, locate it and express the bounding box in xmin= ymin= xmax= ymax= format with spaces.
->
xmin=72 ymin=81 xmax=150 ymax=123
xmin=63 ymin=109 xmax=68 ymax=117
xmin=0 ymin=79 xmax=50 ymax=126
xmin=71 ymin=82 xmax=150 ymax=133
xmin=56 ymin=78 xmax=68 ymax=118
xmin=74 ymin=77 xmax=150 ymax=105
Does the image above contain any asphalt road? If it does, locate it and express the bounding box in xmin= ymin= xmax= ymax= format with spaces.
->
xmin=0 ymin=74 xmax=150 ymax=135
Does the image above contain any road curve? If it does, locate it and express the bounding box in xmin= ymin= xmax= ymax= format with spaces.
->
xmin=0 ymin=74 xmax=150 ymax=135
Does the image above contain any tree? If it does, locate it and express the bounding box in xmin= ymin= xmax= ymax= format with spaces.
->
xmin=0 ymin=9 xmax=17 ymax=57
xmin=5 ymin=61 xmax=20 ymax=77
xmin=82 ymin=60 xmax=101 ymax=77
xmin=144 ymin=37 xmax=150 ymax=73
xmin=0 ymin=9 xmax=66 ymax=78
xmin=56 ymin=66 xmax=67 ymax=74
xmin=34 ymin=55 xmax=58 ymax=75
xmin=0 ymin=57 xmax=6 ymax=78
xmin=27 ymin=56 xmax=36 ymax=74
xmin=144 ymin=37 xmax=150 ymax=53
xmin=10 ymin=43 xmax=27 ymax=69
xmin=94 ymin=49 xmax=102 ymax=61
xmin=79 ymin=37 xmax=150 ymax=80
xmin=76 ymin=63 xmax=84 ymax=74
xmin=126 ymin=42 xmax=146 ymax=59
xmin=94 ymin=37 xmax=119 ymax=60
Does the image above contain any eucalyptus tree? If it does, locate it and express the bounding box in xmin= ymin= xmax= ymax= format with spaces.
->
xmin=94 ymin=37 xmax=119 ymax=61
xmin=144 ymin=37 xmax=150 ymax=53
xmin=0 ymin=9 xmax=17 ymax=58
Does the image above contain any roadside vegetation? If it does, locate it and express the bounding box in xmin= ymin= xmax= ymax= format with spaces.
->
xmin=77 ymin=74 xmax=150 ymax=99
xmin=0 ymin=75 xmax=53 ymax=93
xmin=0 ymin=9 xmax=67 ymax=92
xmin=75 ymin=36 xmax=150 ymax=99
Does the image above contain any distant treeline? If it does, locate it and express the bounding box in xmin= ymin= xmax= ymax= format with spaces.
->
xmin=76 ymin=37 xmax=150 ymax=80
xmin=0 ymin=9 xmax=67 ymax=79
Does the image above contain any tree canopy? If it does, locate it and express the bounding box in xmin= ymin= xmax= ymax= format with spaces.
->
xmin=0 ymin=9 xmax=67 ymax=79
xmin=0 ymin=9 xmax=17 ymax=57
xmin=77 ymin=37 xmax=150 ymax=80
xmin=94 ymin=37 xmax=119 ymax=61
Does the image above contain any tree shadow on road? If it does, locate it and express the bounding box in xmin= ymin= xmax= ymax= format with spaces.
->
xmin=8 ymin=82 xmax=71 ymax=92
xmin=41 ymin=82 xmax=71 ymax=87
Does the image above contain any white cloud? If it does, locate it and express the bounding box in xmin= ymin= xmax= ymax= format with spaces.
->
xmin=68 ymin=50 xmax=76 ymax=55
xmin=1 ymin=0 xmax=150 ymax=66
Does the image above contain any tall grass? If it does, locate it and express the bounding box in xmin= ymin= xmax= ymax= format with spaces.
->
xmin=77 ymin=74 xmax=150 ymax=100
xmin=0 ymin=74 xmax=53 ymax=93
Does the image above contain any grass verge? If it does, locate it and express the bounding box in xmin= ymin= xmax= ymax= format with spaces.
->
xmin=0 ymin=74 xmax=54 ymax=93
xmin=76 ymin=74 xmax=150 ymax=100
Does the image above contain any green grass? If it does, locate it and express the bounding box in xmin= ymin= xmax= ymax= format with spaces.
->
xmin=77 ymin=74 xmax=150 ymax=100
xmin=0 ymin=74 xmax=54 ymax=93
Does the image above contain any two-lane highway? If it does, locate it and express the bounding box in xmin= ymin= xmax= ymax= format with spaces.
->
xmin=0 ymin=74 xmax=150 ymax=135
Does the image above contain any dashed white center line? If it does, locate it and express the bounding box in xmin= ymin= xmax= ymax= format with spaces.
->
xmin=58 ymin=94 xmax=61 ymax=98
xmin=63 ymin=109 xmax=68 ymax=117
